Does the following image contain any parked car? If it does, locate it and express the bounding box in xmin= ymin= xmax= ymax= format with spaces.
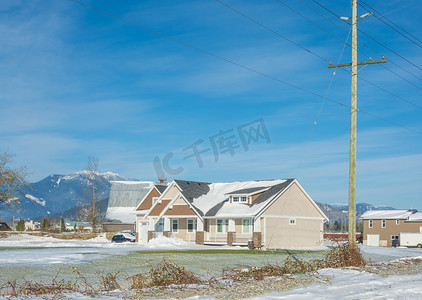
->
xmin=119 ymin=231 xmax=136 ymax=242
xmin=111 ymin=234 xmax=134 ymax=243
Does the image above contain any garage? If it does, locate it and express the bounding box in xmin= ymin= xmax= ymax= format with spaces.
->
xmin=367 ymin=234 xmax=380 ymax=246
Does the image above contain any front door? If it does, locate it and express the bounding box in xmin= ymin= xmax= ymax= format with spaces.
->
xmin=138 ymin=221 xmax=149 ymax=244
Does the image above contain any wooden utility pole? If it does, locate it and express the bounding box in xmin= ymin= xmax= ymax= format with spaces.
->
xmin=328 ymin=0 xmax=386 ymax=246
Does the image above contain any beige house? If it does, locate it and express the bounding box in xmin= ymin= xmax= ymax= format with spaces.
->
xmin=360 ymin=210 xmax=422 ymax=247
xmin=136 ymin=179 xmax=328 ymax=249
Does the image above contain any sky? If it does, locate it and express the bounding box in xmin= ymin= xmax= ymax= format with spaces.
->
xmin=0 ymin=0 xmax=421 ymax=209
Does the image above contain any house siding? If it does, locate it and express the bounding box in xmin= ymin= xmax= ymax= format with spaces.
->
xmin=265 ymin=217 xmax=322 ymax=248
xmin=363 ymin=219 xmax=422 ymax=247
xmin=261 ymin=182 xmax=324 ymax=248
xmin=137 ymin=188 xmax=160 ymax=210
xmin=261 ymin=182 xmax=323 ymax=218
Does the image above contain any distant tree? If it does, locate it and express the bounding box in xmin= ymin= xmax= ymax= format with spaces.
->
xmin=41 ymin=217 xmax=50 ymax=231
xmin=60 ymin=217 xmax=65 ymax=232
xmin=16 ymin=218 xmax=25 ymax=231
xmin=0 ymin=151 xmax=30 ymax=206
xmin=333 ymin=220 xmax=340 ymax=232
xmin=86 ymin=157 xmax=99 ymax=233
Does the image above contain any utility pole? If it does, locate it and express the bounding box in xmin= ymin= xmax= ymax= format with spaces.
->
xmin=328 ymin=0 xmax=387 ymax=246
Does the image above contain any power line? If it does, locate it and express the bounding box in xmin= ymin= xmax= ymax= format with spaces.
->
xmin=297 ymin=0 xmax=422 ymax=83
xmin=358 ymin=1 xmax=422 ymax=49
xmin=215 ymin=0 xmax=330 ymax=64
xmin=309 ymin=0 xmax=422 ymax=72
xmin=359 ymin=0 xmax=422 ymax=46
xmin=69 ymin=0 xmax=422 ymax=135
xmin=217 ymin=0 xmax=422 ymax=108
xmin=275 ymin=0 xmax=422 ymax=91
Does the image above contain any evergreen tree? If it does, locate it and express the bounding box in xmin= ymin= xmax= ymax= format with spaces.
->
xmin=41 ymin=217 xmax=50 ymax=231
xmin=60 ymin=217 xmax=65 ymax=232
xmin=16 ymin=219 xmax=25 ymax=231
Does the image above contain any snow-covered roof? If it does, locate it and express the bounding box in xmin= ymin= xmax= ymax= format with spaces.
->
xmin=408 ymin=212 xmax=422 ymax=222
xmin=180 ymin=179 xmax=292 ymax=217
xmin=360 ymin=210 xmax=415 ymax=220
xmin=105 ymin=207 xmax=137 ymax=223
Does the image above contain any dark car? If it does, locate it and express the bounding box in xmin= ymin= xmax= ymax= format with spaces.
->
xmin=111 ymin=234 xmax=134 ymax=243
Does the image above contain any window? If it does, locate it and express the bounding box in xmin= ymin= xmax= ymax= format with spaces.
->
xmin=396 ymin=220 xmax=400 ymax=225
xmin=369 ymin=220 xmax=373 ymax=228
xmin=172 ymin=219 xmax=178 ymax=232
xmin=187 ymin=219 xmax=196 ymax=232
xmin=152 ymin=197 xmax=159 ymax=204
xmin=391 ymin=235 xmax=399 ymax=240
xmin=217 ymin=219 xmax=228 ymax=233
xmin=382 ymin=220 xmax=386 ymax=228
xmin=240 ymin=196 xmax=247 ymax=203
xmin=233 ymin=196 xmax=239 ymax=202
xmin=217 ymin=219 xmax=223 ymax=233
xmin=242 ymin=219 xmax=250 ymax=233
xmin=289 ymin=218 xmax=296 ymax=225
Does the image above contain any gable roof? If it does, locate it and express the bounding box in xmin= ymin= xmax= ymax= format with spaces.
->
xmin=360 ymin=210 xmax=415 ymax=220
xmin=135 ymin=183 xmax=169 ymax=211
xmin=204 ymin=179 xmax=295 ymax=217
xmin=155 ymin=184 xmax=168 ymax=194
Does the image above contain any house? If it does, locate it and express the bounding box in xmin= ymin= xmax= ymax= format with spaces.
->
xmin=136 ymin=179 xmax=328 ymax=249
xmin=24 ymin=220 xmax=41 ymax=231
xmin=0 ymin=218 xmax=12 ymax=231
xmin=360 ymin=210 xmax=422 ymax=247
xmin=104 ymin=180 xmax=159 ymax=232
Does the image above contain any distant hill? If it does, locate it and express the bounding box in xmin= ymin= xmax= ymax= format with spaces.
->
xmin=316 ymin=202 xmax=397 ymax=223
xmin=0 ymin=171 xmax=131 ymax=221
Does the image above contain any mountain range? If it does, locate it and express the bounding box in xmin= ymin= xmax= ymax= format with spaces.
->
xmin=0 ymin=171 xmax=130 ymax=221
xmin=1 ymin=172 xmax=397 ymax=223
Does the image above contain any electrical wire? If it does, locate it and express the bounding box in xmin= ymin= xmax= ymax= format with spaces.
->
xmin=275 ymin=0 xmax=422 ymax=91
xmin=309 ymin=0 xmax=422 ymax=72
xmin=297 ymin=0 xmax=422 ymax=83
xmin=216 ymin=0 xmax=422 ymax=109
xmin=69 ymin=0 xmax=422 ymax=135
xmin=359 ymin=0 xmax=422 ymax=47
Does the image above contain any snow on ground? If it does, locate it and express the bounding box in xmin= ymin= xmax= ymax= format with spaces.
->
xmin=0 ymin=234 xmax=240 ymax=265
xmin=248 ymin=269 xmax=422 ymax=299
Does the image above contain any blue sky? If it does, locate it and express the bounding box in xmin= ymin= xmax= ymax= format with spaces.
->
xmin=0 ymin=0 xmax=421 ymax=209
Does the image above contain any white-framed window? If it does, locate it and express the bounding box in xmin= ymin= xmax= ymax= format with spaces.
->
xmin=152 ymin=197 xmax=159 ymax=204
xmin=396 ymin=220 xmax=400 ymax=225
xmin=233 ymin=196 xmax=239 ymax=203
xmin=217 ymin=219 xmax=228 ymax=233
xmin=242 ymin=219 xmax=251 ymax=233
xmin=391 ymin=235 xmax=399 ymax=240
xmin=382 ymin=220 xmax=386 ymax=228
xmin=369 ymin=220 xmax=373 ymax=228
xmin=187 ymin=219 xmax=196 ymax=232
xmin=240 ymin=196 xmax=247 ymax=203
xmin=289 ymin=218 xmax=296 ymax=225
xmin=172 ymin=219 xmax=178 ymax=233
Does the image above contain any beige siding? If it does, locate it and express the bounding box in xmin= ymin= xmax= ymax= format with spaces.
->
xmin=264 ymin=217 xmax=323 ymax=248
xmin=161 ymin=184 xmax=179 ymax=199
xmin=363 ymin=219 xmax=422 ymax=247
xmin=261 ymin=182 xmax=323 ymax=218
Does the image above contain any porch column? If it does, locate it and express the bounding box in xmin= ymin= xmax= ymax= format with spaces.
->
xmin=163 ymin=217 xmax=171 ymax=237
xmin=227 ymin=219 xmax=236 ymax=246
xmin=253 ymin=218 xmax=262 ymax=249
xmin=196 ymin=217 xmax=204 ymax=245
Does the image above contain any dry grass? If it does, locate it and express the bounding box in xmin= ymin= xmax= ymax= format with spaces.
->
xmin=130 ymin=258 xmax=203 ymax=289
xmin=0 ymin=244 xmax=368 ymax=297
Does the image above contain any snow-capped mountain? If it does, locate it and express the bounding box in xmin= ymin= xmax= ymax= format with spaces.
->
xmin=0 ymin=171 xmax=131 ymax=221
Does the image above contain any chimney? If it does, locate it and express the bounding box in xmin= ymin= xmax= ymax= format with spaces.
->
xmin=158 ymin=177 xmax=166 ymax=184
